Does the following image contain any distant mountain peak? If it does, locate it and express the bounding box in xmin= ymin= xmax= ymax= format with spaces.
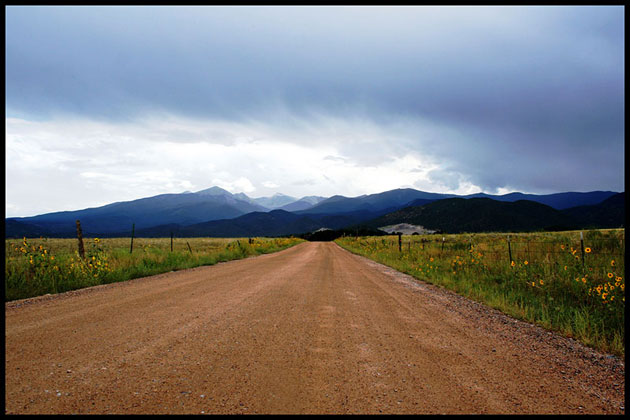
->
xmin=278 ymin=195 xmax=328 ymax=212
xmin=252 ymin=193 xmax=297 ymax=209
xmin=195 ymin=186 xmax=232 ymax=196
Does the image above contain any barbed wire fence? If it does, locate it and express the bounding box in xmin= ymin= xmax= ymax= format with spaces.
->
xmin=353 ymin=231 xmax=625 ymax=271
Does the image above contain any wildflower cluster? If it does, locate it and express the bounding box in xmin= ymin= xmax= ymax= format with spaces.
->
xmin=410 ymin=254 xmax=439 ymax=277
xmin=506 ymin=253 xmax=544 ymax=290
xmin=560 ymin=242 xmax=591 ymax=264
xmin=450 ymin=245 xmax=488 ymax=276
xmin=15 ymin=237 xmax=60 ymax=275
xmin=587 ymin=258 xmax=625 ymax=307
xmin=9 ymin=237 xmax=63 ymax=294
xmin=69 ymin=238 xmax=112 ymax=279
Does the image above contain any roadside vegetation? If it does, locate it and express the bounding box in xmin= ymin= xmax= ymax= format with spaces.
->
xmin=5 ymin=236 xmax=303 ymax=302
xmin=336 ymin=229 xmax=625 ymax=356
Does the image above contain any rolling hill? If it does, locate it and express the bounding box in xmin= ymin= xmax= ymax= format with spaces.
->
xmin=361 ymin=194 xmax=624 ymax=234
xmin=363 ymin=198 xmax=570 ymax=234
xmin=462 ymin=190 xmax=619 ymax=210
xmin=561 ymin=192 xmax=625 ymax=229
xmin=297 ymin=188 xmax=618 ymax=215
xmin=297 ymin=189 xmax=456 ymax=215
xmin=4 ymin=220 xmax=50 ymax=238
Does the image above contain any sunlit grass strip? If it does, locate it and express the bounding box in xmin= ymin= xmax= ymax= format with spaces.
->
xmin=335 ymin=229 xmax=625 ymax=357
xmin=5 ymin=236 xmax=304 ymax=302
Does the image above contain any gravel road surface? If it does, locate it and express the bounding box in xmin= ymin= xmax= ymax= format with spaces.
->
xmin=5 ymin=242 xmax=625 ymax=414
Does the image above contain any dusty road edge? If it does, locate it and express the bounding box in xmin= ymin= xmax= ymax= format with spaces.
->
xmin=333 ymin=241 xmax=625 ymax=367
xmin=5 ymin=242 xmax=308 ymax=310
xmin=334 ymin=242 xmax=624 ymax=413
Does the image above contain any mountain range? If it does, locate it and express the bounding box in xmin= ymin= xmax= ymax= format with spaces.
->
xmin=5 ymin=187 xmax=623 ymax=238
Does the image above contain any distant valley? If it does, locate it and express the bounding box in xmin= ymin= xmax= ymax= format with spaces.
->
xmin=5 ymin=187 xmax=624 ymax=238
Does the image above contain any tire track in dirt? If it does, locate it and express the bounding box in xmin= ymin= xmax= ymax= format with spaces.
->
xmin=4 ymin=242 xmax=624 ymax=414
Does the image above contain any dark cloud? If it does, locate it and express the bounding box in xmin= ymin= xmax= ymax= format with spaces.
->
xmin=5 ymin=6 xmax=624 ymax=194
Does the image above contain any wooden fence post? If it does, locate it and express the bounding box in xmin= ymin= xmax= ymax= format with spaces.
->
xmin=170 ymin=231 xmax=174 ymax=252
xmin=186 ymin=241 xmax=193 ymax=255
xmin=507 ymin=235 xmax=513 ymax=267
xmin=75 ymin=220 xmax=85 ymax=259
xmin=130 ymin=223 xmax=135 ymax=254
xmin=398 ymin=233 xmax=402 ymax=252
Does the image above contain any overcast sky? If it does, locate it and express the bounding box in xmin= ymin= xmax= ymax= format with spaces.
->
xmin=5 ymin=6 xmax=625 ymax=217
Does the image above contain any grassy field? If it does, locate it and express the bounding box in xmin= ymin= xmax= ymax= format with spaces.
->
xmin=335 ymin=229 xmax=625 ymax=356
xmin=5 ymin=236 xmax=304 ymax=302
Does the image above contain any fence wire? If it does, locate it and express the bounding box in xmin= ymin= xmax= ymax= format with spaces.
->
xmin=352 ymin=232 xmax=625 ymax=271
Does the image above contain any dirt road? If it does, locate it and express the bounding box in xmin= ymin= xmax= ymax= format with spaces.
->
xmin=5 ymin=242 xmax=625 ymax=414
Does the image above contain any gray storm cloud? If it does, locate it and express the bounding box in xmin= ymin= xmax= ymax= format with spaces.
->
xmin=5 ymin=5 xmax=625 ymax=196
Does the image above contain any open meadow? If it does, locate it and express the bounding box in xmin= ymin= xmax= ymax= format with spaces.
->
xmin=335 ymin=229 xmax=625 ymax=356
xmin=5 ymin=236 xmax=303 ymax=302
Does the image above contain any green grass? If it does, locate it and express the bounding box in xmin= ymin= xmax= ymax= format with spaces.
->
xmin=5 ymin=236 xmax=304 ymax=302
xmin=335 ymin=229 xmax=625 ymax=356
